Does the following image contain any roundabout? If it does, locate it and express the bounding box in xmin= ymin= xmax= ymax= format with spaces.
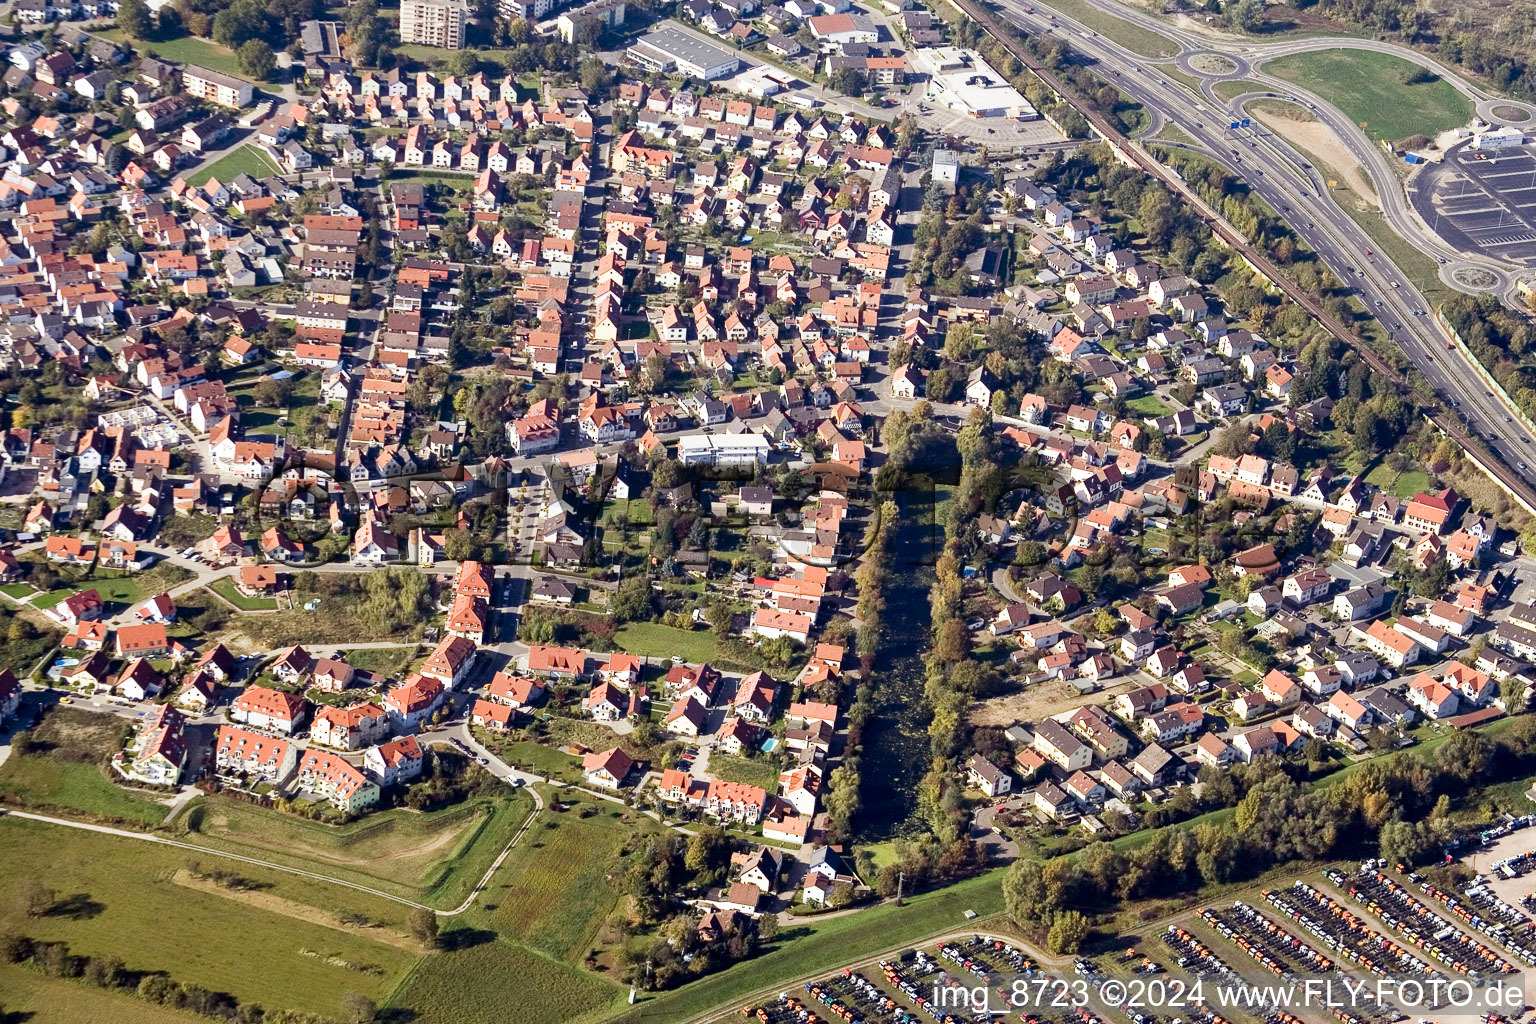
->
xmin=1177 ymin=49 xmax=1251 ymax=80
xmin=1477 ymin=98 xmax=1536 ymax=126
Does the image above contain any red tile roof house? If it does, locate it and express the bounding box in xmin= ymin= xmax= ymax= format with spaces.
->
xmin=48 ymin=588 xmax=104 ymax=626
xmin=527 ymin=644 xmax=589 ymax=679
xmin=485 ymin=671 xmax=545 ymax=708
xmin=296 ymin=749 xmax=380 ymax=813
xmin=231 ymin=685 xmax=308 ymax=734
xmin=472 ymin=698 xmax=519 ymax=731
xmin=385 ymin=675 xmax=446 ymax=731
xmin=365 ymin=734 xmax=424 ymax=786
xmin=583 ymin=746 xmax=634 ymax=789
xmin=216 ymin=725 xmax=297 ymax=781
xmin=420 ymin=635 xmax=477 ymax=688
xmin=115 ymin=622 xmax=169 ymax=659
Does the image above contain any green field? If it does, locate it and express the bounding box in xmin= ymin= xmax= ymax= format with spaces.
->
xmin=0 ymin=963 xmax=212 ymax=1024
xmin=1126 ymin=394 xmax=1173 ymax=418
xmin=492 ymin=811 xmax=634 ymax=961
xmin=0 ymin=709 xmax=168 ymax=826
xmin=1364 ymin=462 xmax=1430 ymax=499
xmin=102 ymin=30 xmax=247 ymax=78
xmin=0 ymin=756 xmax=168 ymax=826
xmin=707 ymin=752 xmax=781 ymax=790
xmin=0 ymin=816 xmax=421 ymax=1018
xmin=209 ymin=576 xmax=278 ymax=611
xmin=1033 ymin=0 xmax=1179 ymax=57
xmin=388 ymin=939 xmax=623 ymax=1024
xmin=179 ymin=792 xmax=537 ymax=908
xmin=614 ymin=622 xmax=719 ymax=664
xmin=188 ymin=145 xmax=282 ymax=187
xmin=385 ymin=807 xmax=644 ymax=1024
xmin=1264 ymin=49 xmax=1475 ymax=142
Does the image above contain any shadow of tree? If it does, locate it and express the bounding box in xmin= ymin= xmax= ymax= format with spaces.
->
xmin=45 ymin=894 xmax=104 ymax=920
xmin=437 ymin=928 xmax=495 ymax=951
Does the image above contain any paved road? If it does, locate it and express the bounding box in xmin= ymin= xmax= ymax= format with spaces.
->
xmin=988 ymin=0 xmax=1536 ymax=498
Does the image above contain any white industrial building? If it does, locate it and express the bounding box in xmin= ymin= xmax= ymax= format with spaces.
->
xmin=678 ymin=432 xmax=771 ymax=467
xmin=913 ymin=46 xmax=1037 ymax=120
xmin=1472 ymin=126 xmax=1525 ymax=150
xmin=628 ymin=25 xmax=742 ymax=80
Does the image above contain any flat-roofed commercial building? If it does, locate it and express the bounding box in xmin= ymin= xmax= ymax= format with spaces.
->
xmin=628 ymin=25 xmax=741 ymax=80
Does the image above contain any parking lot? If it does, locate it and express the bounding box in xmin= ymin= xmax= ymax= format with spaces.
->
xmin=1410 ymin=143 xmax=1536 ymax=266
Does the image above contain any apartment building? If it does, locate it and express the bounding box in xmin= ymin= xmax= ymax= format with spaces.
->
xmin=400 ymin=0 xmax=470 ymax=49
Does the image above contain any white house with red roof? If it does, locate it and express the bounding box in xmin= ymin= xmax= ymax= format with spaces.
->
xmin=420 ymin=635 xmax=477 ymax=688
xmin=365 ymin=734 xmax=424 ymax=785
xmin=296 ymin=749 xmax=380 ymax=812
xmin=231 ymin=685 xmax=308 ymax=733
xmin=216 ymin=725 xmax=297 ymax=781
xmin=385 ymin=675 xmax=446 ymax=731
xmin=583 ymin=746 xmax=634 ymax=788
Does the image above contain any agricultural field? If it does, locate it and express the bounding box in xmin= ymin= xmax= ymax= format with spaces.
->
xmin=0 ymin=963 xmax=212 ymax=1024
xmin=1263 ymin=49 xmax=1475 ymax=143
xmin=0 ymin=707 xmax=167 ymax=826
xmin=0 ymin=816 xmax=421 ymax=1018
xmin=386 ymin=938 xmax=623 ymax=1024
xmin=491 ymin=808 xmax=639 ymax=962
xmin=177 ymin=791 xmax=537 ymax=908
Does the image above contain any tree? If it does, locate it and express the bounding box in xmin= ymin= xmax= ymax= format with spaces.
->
xmin=117 ymin=0 xmax=153 ymax=39
xmin=610 ymin=575 xmax=653 ymax=623
xmin=212 ymin=0 xmax=269 ymax=48
xmin=341 ymin=990 xmax=377 ymax=1024
xmin=1503 ymin=674 xmax=1528 ymax=711
xmin=1046 ymin=910 xmax=1090 ymax=953
xmin=237 ymin=40 xmax=276 ymax=80
xmin=443 ymin=49 xmax=480 ymax=79
xmin=407 ymin=907 xmax=440 ymax=948
xmin=20 ymin=879 xmax=55 ymax=918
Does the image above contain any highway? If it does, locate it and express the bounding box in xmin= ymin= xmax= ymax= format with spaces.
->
xmin=968 ymin=0 xmax=1536 ymax=499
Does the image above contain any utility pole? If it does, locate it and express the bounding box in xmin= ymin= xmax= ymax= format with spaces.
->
xmin=895 ymin=870 xmax=905 ymax=907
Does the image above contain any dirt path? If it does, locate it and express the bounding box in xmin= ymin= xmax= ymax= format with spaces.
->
xmin=170 ymin=869 xmax=429 ymax=952
xmin=1251 ymin=101 xmax=1381 ymax=207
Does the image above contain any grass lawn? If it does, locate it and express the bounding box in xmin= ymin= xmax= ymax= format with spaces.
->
xmin=0 ymin=708 xmax=167 ymax=826
xmin=209 ymin=576 xmax=278 ymax=611
xmin=101 ymin=30 xmax=247 ymax=78
xmin=188 ymin=145 xmax=282 ymax=187
xmin=483 ymin=739 xmax=585 ymax=785
xmin=0 ymin=755 xmax=167 ymax=826
xmin=343 ymin=645 xmax=420 ymax=677
xmin=707 ymin=752 xmax=781 ymax=790
xmin=1364 ymin=462 xmax=1430 ymax=499
xmin=36 ymin=563 xmax=194 ymax=615
xmin=1126 ymin=394 xmax=1172 ymax=417
xmin=1263 ymin=49 xmax=1475 ymax=143
xmin=615 ymin=622 xmax=719 ymax=664
xmin=1032 ymin=0 xmax=1178 ymax=58
xmin=0 ymin=816 xmax=419 ymax=1017
xmin=179 ymin=791 xmax=537 ymax=909
xmin=0 ymin=581 xmax=35 ymax=599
